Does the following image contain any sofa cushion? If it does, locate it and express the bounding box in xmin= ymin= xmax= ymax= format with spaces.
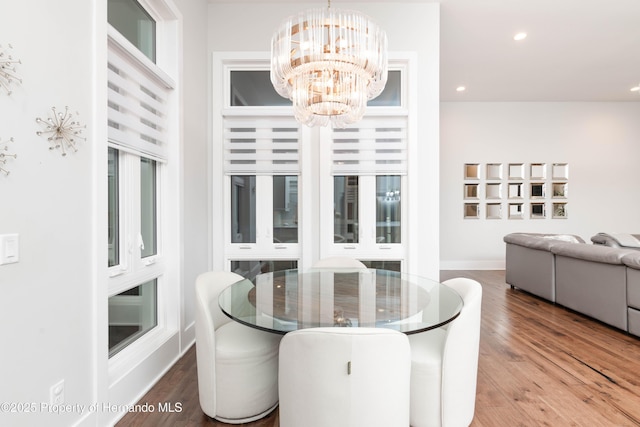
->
xmin=591 ymin=232 xmax=640 ymax=248
xmin=551 ymin=242 xmax=635 ymax=265
xmin=503 ymin=233 xmax=584 ymax=251
xmin=622 ymin=252 xmax=640 ymax=270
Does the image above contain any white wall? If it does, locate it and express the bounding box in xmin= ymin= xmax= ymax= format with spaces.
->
xmin=0 ymin=2 xmax=100 ymax=426
xmin=174 ymin=0 xmax=210 ymax=353
xmin=0 ymin=0 xmax=209 ymax=425
xmin=440 ymin=102 xmax=640 ymax=269
xmin=207 ymin=1 xmax=441 ymax=279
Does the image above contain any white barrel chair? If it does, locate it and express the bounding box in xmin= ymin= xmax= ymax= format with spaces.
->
xmin=278 ymin=327 xmax=411 ymax=427
xmin=409 ymin=277 xmax=483 ymax=427
xmin=195 ymin=271 xmax=282 ymax=423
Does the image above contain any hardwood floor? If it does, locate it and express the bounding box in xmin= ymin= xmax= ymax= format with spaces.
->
xmin=117 ymin=270 xmax=640 ymax=426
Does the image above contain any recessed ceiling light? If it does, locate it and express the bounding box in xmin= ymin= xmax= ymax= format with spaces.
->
xmin=514 ymin=32 xmax=527 ymax=41
xmin=456 ymin=86 xmax=466 ymax=92
xmin=631 ymin=86 xmax=640 ymax=92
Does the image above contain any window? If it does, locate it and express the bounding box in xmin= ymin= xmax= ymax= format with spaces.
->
xmin=107 ymin=12 xmax=174 ymax=358
xmin=107 ymin=148 xmax=163 ymax=356
xmin=231 ymin=175 xmax=256 ymax=244
xmin=321 ymin=117 xmax=408 ymax=265
xmin=108 ymin=279 xmax=157 ymax=357
xmin=140 ymin=157 xmax=158 ymax=258
xmin=223 ymin=116 xmax=302 ymax=273
xmin=228 ymin=173 xmax=301 ymax=248
xmin=108 ymin=0 xmax=156 ymax=62
xmin=108 ymin=148 xmax=120 ymax=267
xmin=227 ymin=70 xmax=401 ymax=107
xmin=216 ymin=57 xmax=412 ymax=273
xmin=376 ymin=175 xmax=401 ymax=244
xmin=334 ymin=176 xmax=359 ymax=243
xmin=231 ymin=260 xmax=298 ymax=281
xmin=273 ymin=176 xmax=298 ymax=243
xmin=230 ymin=71 xmax=290 ymax=107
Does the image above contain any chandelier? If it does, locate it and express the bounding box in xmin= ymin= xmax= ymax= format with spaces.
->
xmin=270 ymin=1 xmax=388 ymax=127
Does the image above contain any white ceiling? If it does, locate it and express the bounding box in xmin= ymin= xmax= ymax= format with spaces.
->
xmin=439 ymin=0 xmax=640 ymax=101
xmin=211 ymin=0 xmax=640 ymax=102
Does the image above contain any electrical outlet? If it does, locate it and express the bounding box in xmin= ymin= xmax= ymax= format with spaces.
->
xmin=50 ymin=380 xmax=64 ymax=405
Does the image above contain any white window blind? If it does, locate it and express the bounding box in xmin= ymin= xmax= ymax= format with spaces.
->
xmin=223 ymin=117 xmax=301 ymax=175
xmin=331 ymin=117 xmax=408 ymax=176
xmin=107 ymin=43 xmax=172 ymax=162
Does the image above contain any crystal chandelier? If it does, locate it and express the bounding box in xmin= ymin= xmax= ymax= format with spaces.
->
xmin=270 ymin=1 xmax=388 ymax=127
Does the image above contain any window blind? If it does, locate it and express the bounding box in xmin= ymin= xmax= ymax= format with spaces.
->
xmin=107 ymin=43 xmax=172 ymax=162
xmin=330 ymin=117 xmax=408 ymax=176
xmin=223 ymin=117 xmax=301 ymax=175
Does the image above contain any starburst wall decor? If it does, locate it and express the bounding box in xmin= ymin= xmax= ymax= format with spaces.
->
xmin=0 ymin=43 xmax=22 ymax=95
xmin=0 ymin=137 xmax=16 ymax=175
xmin=35 ymin=106 xmax=86 ymax=156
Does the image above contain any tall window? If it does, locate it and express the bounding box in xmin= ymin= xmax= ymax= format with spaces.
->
xmin=107 ymin=5 xmax=174 ymax=357
xmin=216 ymin=62 xmax=411 ymax=273
xmin=223 ymin=114 xmax=302 ymax=278
xmin=322 ymin=117 xmax=408 ymax=265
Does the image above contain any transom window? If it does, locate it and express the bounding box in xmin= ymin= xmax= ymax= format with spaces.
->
xmin=229 ymin=70 xmax=402 ymax=107
xmin=108 ymin=0 xmax=156 ymax=62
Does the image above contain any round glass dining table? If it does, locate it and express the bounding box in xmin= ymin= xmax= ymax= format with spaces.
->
xmin=218 ymin=268 xmax=463 ymax=335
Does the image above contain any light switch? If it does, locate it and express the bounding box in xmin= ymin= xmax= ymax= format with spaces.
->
xmin=0 ymin=234 xmax=19 ymax=265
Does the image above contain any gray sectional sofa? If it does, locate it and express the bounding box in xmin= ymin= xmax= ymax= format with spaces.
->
xmin=504 ymin=232 xmax=640 ymax=337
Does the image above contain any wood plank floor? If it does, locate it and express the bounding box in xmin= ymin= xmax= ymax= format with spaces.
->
xmin=117 ymin=270 xmax=640 ymax=426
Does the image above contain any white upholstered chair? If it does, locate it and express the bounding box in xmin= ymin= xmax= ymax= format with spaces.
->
xmin=311 ymin=256 xmax=367 ymax=270
xmin=409 ymin=277 xmax=483 ymax=427
xmin=278 ymin=327 xmax=411 ymax=427
xmin=195 ymin=271 xmax=282 ymax=424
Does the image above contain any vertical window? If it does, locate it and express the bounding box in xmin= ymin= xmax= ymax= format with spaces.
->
xmin=376 ymin=176 xmax=401 ymax=244
xmin=322 ymin=116 xmax=407 ymax=266
xmin=108 ymin=0 xmax=156 ymax=62
xmin=108 ymin=4 xmax=173 ymax=359
xmin=224 ymin=116 xmax=302 ymax=272
xmin=273 ymin=176 xmax=298 ymax=243
xmin=334 ymin=176 xmax=359 ymax=243
xmin=108 ymin=148 xmax=120 ymax=267
xmin=231 ymin=176 xmax=256 ymax=244
xmin=140 ymin=157 xmax=157 ymax=258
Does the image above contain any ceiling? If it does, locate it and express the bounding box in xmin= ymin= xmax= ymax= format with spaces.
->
xmin=211 ymin=0 xmax=640 ymax=102
xmin=439 ymin=0 xmax=640 ymax=101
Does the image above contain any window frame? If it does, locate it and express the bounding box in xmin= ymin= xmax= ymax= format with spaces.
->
xmin=106 ymin=5 xmax=177 ymax=378
xmin=213 ymin=53 xmax=416 ymax=273
xmin=107 ymin=149 xmax=164 ymax=281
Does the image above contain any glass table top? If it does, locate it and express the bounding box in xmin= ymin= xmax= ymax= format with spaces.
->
xmin=218 ymin=268 xmax=463 ymax=335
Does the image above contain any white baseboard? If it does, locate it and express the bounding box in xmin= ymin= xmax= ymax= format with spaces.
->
xmin=181 ymin=321 xmax=195 ymax=352
xmin=440 ymin=260 xmax=505 ymax=270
